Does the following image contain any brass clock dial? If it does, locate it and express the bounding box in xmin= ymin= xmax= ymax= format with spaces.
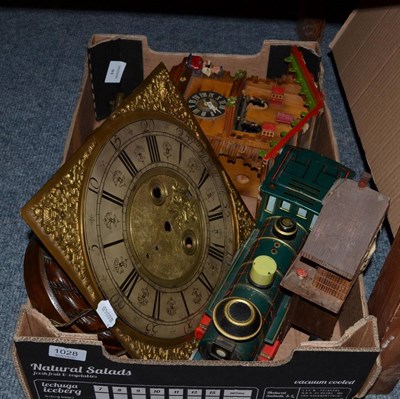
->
xmin=187 ymin=91 xmax=227 ymax=119
xmin=83 ymin=114 xmax=235 ymax=341
xmin=21 ymin=63 xmax=254 ymax=360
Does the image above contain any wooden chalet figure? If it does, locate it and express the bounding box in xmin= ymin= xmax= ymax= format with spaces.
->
xmin=280 ymin=177 xmax=389 ymax=314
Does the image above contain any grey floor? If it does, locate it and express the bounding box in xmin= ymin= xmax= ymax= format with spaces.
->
xmin=0 ymin=6 xmax=396 ymax=398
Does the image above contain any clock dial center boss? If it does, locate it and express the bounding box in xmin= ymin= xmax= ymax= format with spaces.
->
xmin=128 ymin=169 xmax=203 ymax=286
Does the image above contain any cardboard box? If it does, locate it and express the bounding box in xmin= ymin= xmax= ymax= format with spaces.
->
xmin=330 ymin=4 xmax=400 ymax=394
xmin=13 ymin=35 xmax=382 ymax=399
xmin=330 ymin=5 xmax=400 ymax=237
xmin=14 ymin=281 xmax=379 ymax=399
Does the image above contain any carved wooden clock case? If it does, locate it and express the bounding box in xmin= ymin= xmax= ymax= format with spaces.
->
xmin=21 ymin=63 xmax=254 ymax=360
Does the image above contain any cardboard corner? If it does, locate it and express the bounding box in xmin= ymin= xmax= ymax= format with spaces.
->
xmin=329 ymin=5 xmax=400 ymax=236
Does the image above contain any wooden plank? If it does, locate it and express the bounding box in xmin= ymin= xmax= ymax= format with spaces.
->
xmin=368 ymin=227 xmax=400 ymax=394
xmin=281 ymin=178 xmax=389 ymax=314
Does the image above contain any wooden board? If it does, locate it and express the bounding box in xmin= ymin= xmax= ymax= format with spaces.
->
xmin=369 ymin=228 xmax=400 ymax=394
xmin=281 ymin=178 xmax=389 ymax=314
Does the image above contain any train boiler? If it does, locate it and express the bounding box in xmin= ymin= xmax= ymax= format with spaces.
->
xmin=192 ymin=145 xmax=354 ymax=362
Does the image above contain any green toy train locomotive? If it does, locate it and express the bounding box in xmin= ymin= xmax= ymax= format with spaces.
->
xmin=193 ymin=145 xmax=354 ymax=361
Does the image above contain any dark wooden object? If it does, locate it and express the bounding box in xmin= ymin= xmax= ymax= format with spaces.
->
xmin=369 ymin=228 xmax=400 ymax=394
xmin=282 ymin=295 xmax=338 ymax=341
xmin=24 ymin=235 xmax=126 ymax=356
xmin=296 ymin=0 xmax=326 ymax=42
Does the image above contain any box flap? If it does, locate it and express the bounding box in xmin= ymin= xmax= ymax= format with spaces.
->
xmin=14 ymin=300 xmax=380 ymax=399
xmin=330 ymin=5 xmax=400 ymax=235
